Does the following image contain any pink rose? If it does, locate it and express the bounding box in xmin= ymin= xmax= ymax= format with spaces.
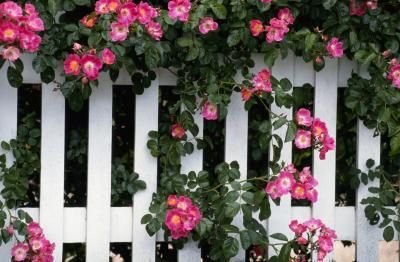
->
xmin=81 ymin=54 xmax=103 ymax=81
xmin=249 ymin=19 xmax=264 ymax=37
xmin=117 ymin=2 xmax=137 ymax=25
xmin=201 ymin=101 xmax=218 ymax=120
xmin=294 ymin=130 xmax=311 ymax=149
xmin=199 ymin=17 xmax=218 ymax=35
xmin=101 ymin=48 xmax=116 ymax=65
xmin=168 ymin=0 xmax=191 ymax=22
xmin=145 ymin=21 xmax=163 ymax=41
xmin=171 ymin=123 xmax=185 ymax=139
xmin=295 ymin=108 xmax=313 ymax=127
xmin=1 ymin=46 xmax=20 ymax=61
xmin=110 ymin=22 xmax=129 ymax=42
xmin=326 ymin=37 xmax=344 ymax=58
xmin=64 ymin=54 xmax=81 ymax=76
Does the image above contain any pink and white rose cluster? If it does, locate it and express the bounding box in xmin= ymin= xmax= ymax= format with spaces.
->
xmin=0 ymin=1 xmax=44 ymax=62
xmin=294 ymin=108 xmax=335 ymax=160
xmin=241 ymin=68 xmax=273 ymax=101
xmin=265 ymin=165 xmax=318 ymax=203
xmin=165 ymin=195 xmax=202 ymax=239
xmin=64 ymin=46 xmax=116 ymax=82
xmin=11 ymin=222 xmax=55 ymax=262
xmin=81 ymin=0 xmax=162 ymax=42
xmin=387 ymin=59 xmax=400 ymax=89
xmin=289 ymin=218 xmax=337 ymax=262
xmin=250 ymin=8 xmax=295 ymax=43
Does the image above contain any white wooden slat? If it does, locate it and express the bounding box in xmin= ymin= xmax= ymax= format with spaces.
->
xmin=267 ymin=53 xmax=295 ymax=257
xmin=39 ymin=74 xmax=65 ymax=261
xmin=294 ymin=57 xmax=315 ymax=87
xmin=21 ymin=206 xmax=376 ymax=243
xmin=86 ymin=74 xmax=113 ymax=261
xmin=312 ymin=58 xmax=338 ymax=261
xmin=355 ymin=66 xmax=380 ymax=261
xmin=64 ymin=207 xmax=86 ymax=243
xmin=132 ymin=73 xmax=159 ymax=261
xmin=338 ymin=58 xmax=357 ymax=87
xmin=178 ymin=105 xmax=203 ymax=261
xmin=0 ymin=65 xmax=18 ymax=260
xmin=21 ymin=54 xmax=41 ymax=83
xmin=225 ymin=92 xmax=248 ymax=261
xmin=110 ymin=207 xmax=133 ymax=242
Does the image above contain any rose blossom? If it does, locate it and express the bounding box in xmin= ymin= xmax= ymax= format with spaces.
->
xmin=81 ymin=54 xmax=103 ymax=81
xmin=388 ymin=64 xmax=400 ymax=89
xmin=95 ymin=0 xmax=109 ymax=14
xmin=27 ymin=222 xmax=43 ymax=237
xmin=110 ymin=22 xmax=129 ymax=42
xmin=0 ymin=1 xmax=23 ymax=19
xmin=81 ymin=15 xmax=96 ymax=28
xmin=295 ymin=108 xmax=313 ymax=127
xmin=11 ymin=243 xmax=29 ymax=261
xmin=249 ymin=19 xmax=264 ymax=37
xmin=117 ymin=2 xmax=137 ymax=25
xmin=168 ymin=0 xmax=191 ymax=22
xmin=201 ymin=101 xmax=218 ymax=120
xmin=64 ymin=54 xmax=81 ymax=76
xmin=171 ymin=123 xmax=185 ymax=139
xmin=19 ymin=30 xmax=41 ymax=52
xmin=277 ymin=8 xmax=295 ymax=25
xmin=294 ymin=130 xmax=312 ymax=149
xmin=137 ymin=2 xmax=158 ymax=25
xmin=326 ymin=37 xmax=344 ymax=58
xmin=145 ymin=21 xmax=163 ymax=41
xmin=0 ymin=21 xmax=19 ymax=43
xmin=101 ymin=48 xmax=116 ymax=65
xmin=1 ymin=46 xmax=20 ymax=61
xmin=241 ymin=88 xmax=252 ymax=101
xmin=199 ymin=17 xmax=218 ymax=34
xmin=252 ymin=68 xmax=272 ymax=92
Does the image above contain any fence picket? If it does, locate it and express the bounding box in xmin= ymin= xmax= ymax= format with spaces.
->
xmin=225 ymin=91 xmax=248 ymax=261
xmin=39 ymin=77 xmax=65 ymax=261
xmin=267 ymin=53 xmax=295 ymax=257
xmin=0 ymin=66 xmax=18 ymax=260
xmin=178 ymin=107 xmax=203 ymax=261
xmin=86 ymin=75 xmax=113 ymax=261
xmin=132 ymin=74 xmax=159 ymax=261
xmin=312 ymin=58 xmax=338 ymax=261
xmin=355 ymin=68 xmax=380 ymax=261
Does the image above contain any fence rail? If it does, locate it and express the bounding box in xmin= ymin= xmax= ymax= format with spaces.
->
xmin=0 ymin=54 xmax=390 ymax=262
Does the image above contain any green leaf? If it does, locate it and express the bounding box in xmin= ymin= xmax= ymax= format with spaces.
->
xmin=305 ymin=33 xmax=317 ymax=51
xmin=7 ymin=66 xmax=23 ymax=88
xmin=222 ymin=237 xmax=239 ymax=258
xmin=239 ymin=230 xmax=252 ymax=249
xmin=141 ymin=214 xmax=153 ymax=224
xmin=323 ymin=0 xmax=337 ymax=9
xmin=224 ymin=202 xmax=240 ymax=218
xmin=284 ymin=122 xmax=297 ymax=142
xmin=1 ymin=142 xmax=10 ymax=151
xmin=264 ymin=48 xmax=279 ymax=68
xmin=177 ymin=35 xmax=193 ymax=47
xmin=227 ymin=30 xmax=241 ymax=47
xmin=366 ymin=159 xmax=375 ymax=169
xmin=40 ymin=67 xmax=55 ymax=84
xmin=278 ymin=243 xmax=291 ymax=261
xmin=211 ymin=4 xmax=227 ymax=19
xmin=48 ymin=0 xmax=62 ymax=15
xmin=383 ymin=226 xmax=394 ymax=242
xmin=270 ymin=233 xmax=288 ymax=242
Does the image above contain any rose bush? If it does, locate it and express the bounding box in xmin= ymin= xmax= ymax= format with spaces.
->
xmin=0 ymin=0 xmax=399 ymax=261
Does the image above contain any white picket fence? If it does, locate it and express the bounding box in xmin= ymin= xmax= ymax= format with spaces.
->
xmin=0 ymin=54 xmax=392 ymax=262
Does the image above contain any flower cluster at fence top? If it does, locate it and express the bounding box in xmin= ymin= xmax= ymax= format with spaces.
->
xmin=289 ymin=219 xmax=336 ymax=262
xmin=11 ymin=222 xmax=55 ymax=262
xmin=266 ymin=165 xmax=318 ymax=203
xmin=86 ymin=0 xmax=162 ymax=42
xmin=0 ymin=1 xmax=43 ymax=62
xmin=165 ymin=195 xmax=202 ymax=239
xmin=64 ymin=45 xmax=116 ymax=82
xmin=294 ymin=108 xmax=335 ymax=160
